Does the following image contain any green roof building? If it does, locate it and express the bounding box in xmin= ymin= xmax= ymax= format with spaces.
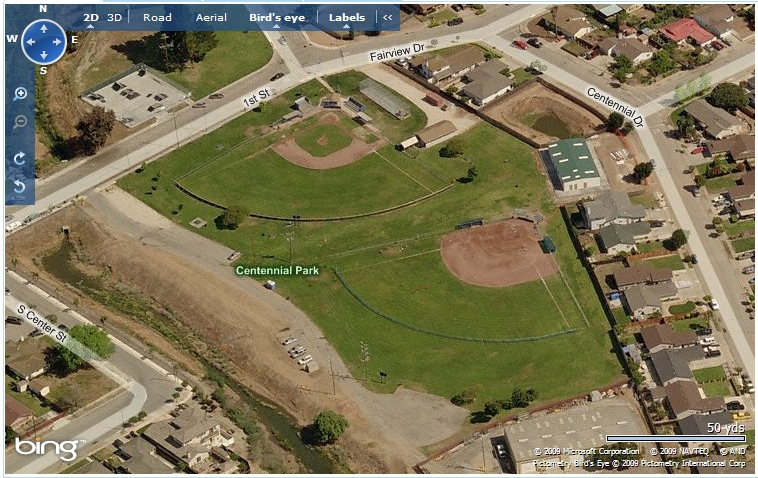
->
xmin=546 ymin=138 xmax=602 ymax=192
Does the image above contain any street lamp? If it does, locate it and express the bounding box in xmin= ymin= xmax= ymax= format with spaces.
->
xmin=360 ymin=340 xmax=370 ymax=382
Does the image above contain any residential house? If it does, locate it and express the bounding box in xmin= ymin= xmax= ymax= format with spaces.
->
xmin=321 ymin=92 xmax=341 ymax=109
xmin=405 ymin=4 xmax=442 ymax=16
xmin=545 ymin=138 xmax=602 ymax=192
xmin=613 ymin=264 xmax=674 ymax=290
xmin=727 ymin=170 xmax=756 ymax=203
xmin=596 ymin=222 xmax=651 ymax=254
xmin=659 ymin=18 xmax=715 ymax=46
xmin=649 ymin=347 xmax=704 ymax=386
xmin=621 ymin=4 xmax=644 ymax=14
xmin=593 ymin=4 xmax=623 ymax=23
xmin=640 ymin=323 xmax=699 ymax=354
xmin=28 ymin=376 xmax=55 ymax=398
xmin=684 ymin=99 xmax=745 ymax=139
xmin=142 ymin=406 xmax=235 ymax=470
xmin=461 ymin=60 xmax=513 ymax=106
xmin=677 ymin=411 xmax=734 ymax=447
xmin=580 ymin=191 xmax=646 ymax=230
xmin=76 ymin=461 xmax=115 ymax=474
xmin=660 ymin=380 xmax=725 ymax=419
xmin=117 ymin=438 xmax=176 ymax=474
xmin=542 ymin=6 xmax=595 ymax=40
xmin=597 ymin=37 xmax=655 ymax=65
xmin=5 ymin=339 xmax=49 ymax=382
xmin=621 ymin=282 xmax=676 ymax=319
xmin=410 ymin=45 xmax=485 ymax=84
xmin=708 ymin=135 xmax=755 ymax=162
xmin=694 ymin=4 xmax=736 ymax=39
xmin=415 ymin=120 xmax=457 ymax=147
xmin=5 ymin=395 xmax=33 ymax=431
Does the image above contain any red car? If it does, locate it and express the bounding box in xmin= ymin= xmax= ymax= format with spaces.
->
xmin=691 ymin=147 xmax=706 ymax=155
xmin=513 ymin=40 xmax=528 ymax=50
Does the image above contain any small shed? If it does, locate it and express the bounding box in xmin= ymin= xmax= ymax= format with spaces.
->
xmin=424 ymin=92 xmax=445 ymax=107
xmin=397 ymin=136 xmax=419 ymax=151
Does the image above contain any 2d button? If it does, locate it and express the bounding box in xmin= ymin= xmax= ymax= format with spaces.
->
xmin=21 ymin=19 xmax=67 ymax=66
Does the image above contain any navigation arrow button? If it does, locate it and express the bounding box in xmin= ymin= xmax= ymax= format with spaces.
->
xmin=87 ymin=24 xmax=94 ymax=29
xmin=13 ymin=180 xmax=26 ymax=194
xmin=383 ymin=15 xmax=392 ymax=21
xmin=40 ymin=24 xmax=48 ymax=33
xmin=53 ymin=38 xmax=62 ymax=46
xmin=273 ymin=24 xmax=280 ymax=29
xmin=40 ymin=51 xmax=48 ymax=60
xmin=26 ymin=38 xmax=35 ymax=46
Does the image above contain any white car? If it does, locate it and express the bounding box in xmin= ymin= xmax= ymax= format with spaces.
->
xmin=297 ymin=355 xmax=313 ymax=366
xmin=281 ymin=337 xmax=297 ymax=346
xmin=710 ymin=299 xmax=720 ymax=310
xmin=290 ymin=349 xmax=307 ymax=358
xmin=495 ymin=444 xmax=506 ymax=459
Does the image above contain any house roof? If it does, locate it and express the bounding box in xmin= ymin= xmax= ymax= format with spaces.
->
xmin=76 ymin=461 xmax=114 ymax=474
xmin=678 ymin=410 xmax=734 ymax=436
xmin=708 ymin=135 xmax=755 ymax=160
xmin=650 ymin=347 xmax=704 ymax=385
xmin=593 ymin=4 xmax=623 ymax=18
xmin=169 ymin=406 xmax=220 ymax=445
xmin=664 ymin=380 xmax=725 ymax=417
xmin=614 ymin=264 xmax=674 ymax=288
xmin=597 ymin=222 xmax=651 ymax=249
xmin=694 ymin=4 xmax=735 ymax=35
xmin=416 ymin=120 xmax=457 ymax=144
xmin=5 ymin=339 xmax=49 ymax=379
xmin=411 ymin=45 xmax=485 ymax=79
xmin=464 ymin=59 xmax=508 ymax=82
xmin=546 ymin=6 xmax=594 ymax=37
xmin=734 ymin=198 xmax=755 ymax=215
xmin=740 ymin=169 xmax=755 ymax=186
xmin=547 ymin=138 xmax=600 ymax=184
xmin=623 ymin=284 xmax=662 ymax=311
xmin=462 ymin=63 xmax=513 ymax=100
xmin=641 ymin=323 xmax=698 ymax=350
xmin=684 ymin=99 xmax=743 ymax=135
xmin=659 ymin=18 xmax=715 ymax=44
xmin=119 ymin=438 xmax=174 ymax=474
xmin=613 ymin=38 xmax=654 ymax=60
xmin=5 ymin=395 xmax=33 ymax=426
xmin=582 ymin=191 xmax=646 ymax=224
xmin=728 ymin=183 xmax=754 ymax=201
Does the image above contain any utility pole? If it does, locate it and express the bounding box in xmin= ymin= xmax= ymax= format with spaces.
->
xmin=286 ymin=231 xmax=294 ymax=263
xmin=329 ymin=355 xmax=336 ymax=395
xmin=481 ymin=435 xmax=487 ymax=473
xmin=251 ymin=235 xmax=256 ymax=266
xmin=360 ymin=340 xmax=370 ymax=382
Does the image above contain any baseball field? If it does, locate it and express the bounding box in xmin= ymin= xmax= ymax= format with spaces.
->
xmin=119 ymin=73 xmax=622 ymax=406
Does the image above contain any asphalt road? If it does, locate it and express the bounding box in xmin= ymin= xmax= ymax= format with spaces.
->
xmin=4 ymin=273 xmax=178 ymax=474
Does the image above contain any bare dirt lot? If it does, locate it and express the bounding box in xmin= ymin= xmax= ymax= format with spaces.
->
xmin=7 ymin=189 xmax=467 ymax=472
xmin=440 ymin=219 xmax=557 ymax=287
xmin=272 ymin=112 xmax=387 ymax=169
xmin=481 ymin=81 xmax=603 ymax=145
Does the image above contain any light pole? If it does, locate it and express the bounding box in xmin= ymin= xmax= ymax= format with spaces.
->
xmin=360 ymin=340 xmax=370 ymax=382
xmin=285 ymin=231 xmax=294 ymax=263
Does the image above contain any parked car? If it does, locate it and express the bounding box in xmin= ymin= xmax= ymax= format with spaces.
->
xmin=710 ymin=299 xmax=720 ymax=310
xmin=297 ymin=355 xmax=313 ymax=365
xmin=513 ymin=40 xmax=528 ymax=50
xmin=495 ymin=443 xmax=506 ymax=459
xmin=192 ymin=102 xmax=207 ymax=109
xmin=691 ymin=147 xmax=706 ymax=155
xmin=58 ymin=324 xmax=68 ymax=331
xmin=527 ymin=37 xmax=543 ymax=48
xmin=447 ymin=17 xmax=463 ymax=26
xmin=699 ymin=336 xmax=716 ymax=346
xmin=6 ymin=316 xmax=23 ymax=325
xmin=749 ymin=277 xmax=756 ymax=285
xmin=209 ymin=93 xmax=224 ymax=99
xmin=690 ymin=254 xmax=698 ymax=264
xmin=711 ymin=41 xmax=724 ymax=51
xmin=5 ymin=214 xmax=14 ymax=222
xmin=451 ymin=4 xmax=465 ymax=12
xmin=705 ymin=349 xmax=722 ymax=358
xmin=281 ymin=337 xmax=297 ymax=346
xmin=727 ymin=400 xmax=746 ymax=411
xmin=695 ymin=327 xmax=712 ymax=336
xmin=290 ymin=349 xmax=307 ymax=358
xmin=29 ymin=329 xmax=43 ymax=337
xmin=288 ymin=345 xmax=305 ymax=354
xmin=270 ymin=72 xmax=285 ymax=81
xmin=278 ymin=36 xmax=288 ymax=45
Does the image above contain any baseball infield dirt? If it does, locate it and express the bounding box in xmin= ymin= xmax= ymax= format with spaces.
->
xmin=440 ymin=219 xmax=557 ymax=287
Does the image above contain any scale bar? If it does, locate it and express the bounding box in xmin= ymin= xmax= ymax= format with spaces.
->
xmin=607 ymin=435 xmax=746 ymax=443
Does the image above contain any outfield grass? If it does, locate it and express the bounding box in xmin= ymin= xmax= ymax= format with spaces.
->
xmin=643 ymin=254 xmax=684 ymax=271
xmin=294 ymin=123 xmax=353 ymax=157
xmin=324 ymin=71 xmax=427 ymax=143
xmin=701 ymin=381 xmax=732 ymax=398
xmin=120 ymin=120 xmax=623 ymax=404
xmin=724 ymin=219 xmax=755 ymax=240
xmin=166 ymin=32 xmax=273 ymax=99
xmin=693 ymin=366 xmax=727 ymax=383
xmin=732 ymin=237 xmax=755 ymax=253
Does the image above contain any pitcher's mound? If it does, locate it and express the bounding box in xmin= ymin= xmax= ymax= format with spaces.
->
xmin=440 ymin=220 xmax=557 ymax=288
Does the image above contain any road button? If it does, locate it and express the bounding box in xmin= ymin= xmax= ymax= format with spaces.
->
xmin=21 ymin=19 xmax=67 ymax=65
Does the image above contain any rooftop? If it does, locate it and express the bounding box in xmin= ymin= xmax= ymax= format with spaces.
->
xmin=664 ymin=380 xmax=725 ymax=417
xmin=659 ymin=18 xmax=715 ymax=45
xmin=5 ymin=395 xmax=33 ymax=426
xmin=545 ymin=6 xmax=594 ymax=37
xmin=597 ymin=222 xmax=651 ymax=249
xmin=641 ymin=323 xmax=698 ymax=350
xmin=649 ymin=347 xmax=704 ymax=385
xmin=684 ymin=99 xmax=743 ymax=134
xmin=547 ymin=138 xmax=600 ymax=184
xmin=614 ymin=264 xmax=674 ymax=288
xmin=582 ymin=191 xmax=646 ymax=224
xmin=708 ymin=135 xmax=755 ymax=161
xmin=677 ymin=410 xmax=734 ymax=436
xmin=5 ymin=339 xmax=50 ymax=379
xmin=416 ymin=120 xmax=457 ymax=144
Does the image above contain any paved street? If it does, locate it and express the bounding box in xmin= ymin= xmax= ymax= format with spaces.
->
xmin=4 ymin=273 xmax=180 ymax=473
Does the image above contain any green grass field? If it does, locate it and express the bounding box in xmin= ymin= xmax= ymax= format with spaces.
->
xmin=294 ymin=123 xmax=353 ymax=157
xmin=643 ymin=254 xmax=684 ymax=271
xmin=636 ymin=241 xmax=666 ymax=254
xmin=668 ymin=301 xmax=696 ymax=315
xmin=701 ymin=381 xmax=732 ymax=398
xmin=724 ymin=219 xmax=755 ymax=240
xmin=324 ymin=71 xmax=427 ymax=143
xmin=693 ymin=366 xmax=727 ymax=383
xmin=732 ymin=237 xmax=755 ymax=253
xmin=670 ymin=317 xmax=708 ymax=333
xmin=120 ymin=110 xmax=623 ymax=405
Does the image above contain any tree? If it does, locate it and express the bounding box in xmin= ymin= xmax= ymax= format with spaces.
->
xmin=510 ymin=387 xmax=531 ymax=408
xmin=633 ymin=161 xmax=654 ymax=183
xmin=611 ymin=54 xmax=633 ymax=83
xmin=5 ymin=426 xmax=17 ymax=445
xmin=451 ymin=386 xmax=479 ymax=406
xmin=483 ymin=400 xmax=500 ymax=417
xmin=694 ymin=174 xmax=707 ymax=188
xmin=220 ymin=204 xmax=247 ymax=230
xmin=53 ymin=324 xmax=115 ymax=375
xmin=712 ymin=216 xmax=723 ymax=226
xmin=466 ymin=166 xmax=478 ymax=181
xmin=440 ymin=138 xmax=464 ymax=158
xmin=676 ymin=115 xmax=698 ymax=140
xmin=647 ymin=49 xmax=675 ymax=77
xmin=184 ymin=31 xmax=219 ymax=64
xmin=620 ymin=121 xmax=634 ymax=135
xmin=708 ymin=82 xmax=748 ymax=110
xmin=671 ymin=229 xmax=688 ymax=249
xmin=76 ymin=106 xmax=116 ymax=155
xmin=607 ymin=112 xmax=624 ymax=131
xmin=310 ymin=411 xmax=349 ymax=445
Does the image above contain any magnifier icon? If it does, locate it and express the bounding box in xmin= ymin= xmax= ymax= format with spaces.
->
xmin=13 ymin=115 xmax=28 ymax=129
xmin=13 ymin=87 xmax=27 ymax=101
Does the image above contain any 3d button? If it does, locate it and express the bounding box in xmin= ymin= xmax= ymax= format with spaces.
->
xmin=21 ymin=19 xmax=67 ymax=65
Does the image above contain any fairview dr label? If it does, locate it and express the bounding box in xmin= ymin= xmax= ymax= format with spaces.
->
xmin=236 ymin=265 xmax=320 ymax=276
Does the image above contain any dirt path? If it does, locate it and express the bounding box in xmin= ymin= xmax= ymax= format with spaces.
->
xmin=83 ymin=186 xmax=468 ymax=470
